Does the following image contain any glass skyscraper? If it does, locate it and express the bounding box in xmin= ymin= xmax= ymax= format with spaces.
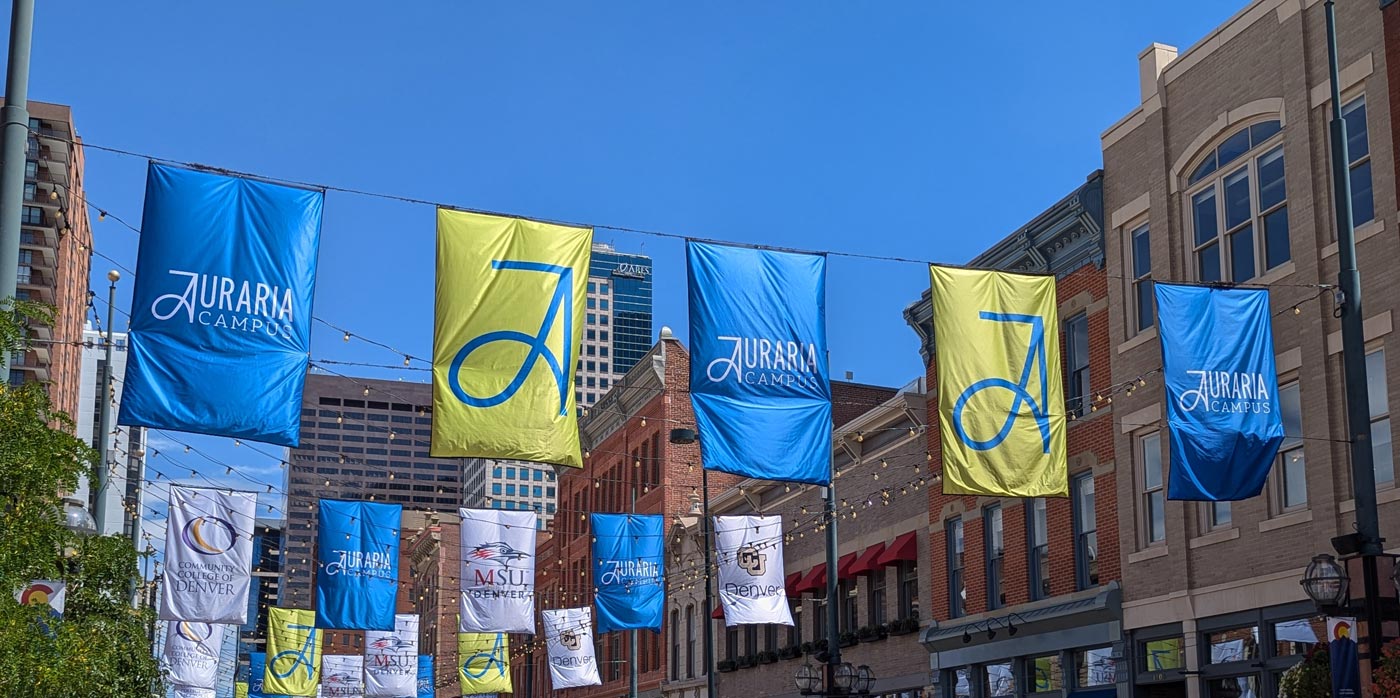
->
xmin=577 ymin=243 xmax=653 ymax=406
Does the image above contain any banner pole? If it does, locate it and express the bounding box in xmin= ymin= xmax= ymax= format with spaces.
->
xmin=0 ymin=0 xmax=33 ymax=359
xmin=95 ymin=271 xmax=119 ymax=535
xmin=630 ymin=485 xmax=639 ymax=698
xmin=825 ymin=481 xmax=842 ymax=692
xmin=702 ymin=466 xmax=716 ymax=698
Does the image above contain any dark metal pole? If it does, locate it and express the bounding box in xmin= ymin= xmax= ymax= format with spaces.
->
xmin=825 ymin=482 xmax=841 ymax=693
xmin=702 ymin=467 xmax=716 ymax=698
xmin=0 ymin=0 xmax=34 ymax=374
xmin=94 ymin=271 xmax=118 ymax=533
xmin=1325 ymin=0 xmax=1385 ymax=669
xmin=629 ymin=485 xmax=638 ymax=698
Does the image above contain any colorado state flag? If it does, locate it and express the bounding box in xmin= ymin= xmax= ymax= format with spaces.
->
xmin=431 ymin=209 xmax=592 ymax=468
xmin=264 ymin=607 xmax=322 ymax=696
xmin=930 ymin=266 xmax=1067 ymax=497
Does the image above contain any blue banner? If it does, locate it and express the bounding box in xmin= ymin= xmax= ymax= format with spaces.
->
xmin=591 ymin=513 xmax=664 ymax=633
xmin=248 ymin=652 xmax=287 ymax=698
xmin=315 ymin=500 xmax=401 ymax=630
xmin=687 ymin=241 xmax=832 ymax=484
xmin=1329 ymin=618 xmax=1361 ymax=698
xmin=118 ymin=163 xmax=323 ymax=447
xmin=1156 ymin=283 xmax=1284 ymax=500
xmin=417 ymin=656 xmax=434 ymax=698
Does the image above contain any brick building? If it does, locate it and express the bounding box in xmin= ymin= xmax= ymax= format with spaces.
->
xmin=701 ymin=378 xmax=930 ymax=698
xmin=1100 ymin=1 xmax=1400 ymax=696
xmin=401 ymin=509 xmax=464 ymax=697
xmin=905 ymin=172 xmax=1122 ymax=698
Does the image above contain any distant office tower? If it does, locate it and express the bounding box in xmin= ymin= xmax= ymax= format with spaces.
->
xmin=576 ymin=243 xmax=652 ymax=407
xmin=74 ymin=325 xmax=147 ymax=537
xmin=237 ymin=518 xmax=284 ymax=659
xmin=7 ymin=100 xmax=93 ymax=424
xmin=461 ymin=458 xmax=558 ymax=530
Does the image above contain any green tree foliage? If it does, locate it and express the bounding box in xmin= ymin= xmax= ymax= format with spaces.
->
xmin=0 ymin=299 xmax=161 ymax=697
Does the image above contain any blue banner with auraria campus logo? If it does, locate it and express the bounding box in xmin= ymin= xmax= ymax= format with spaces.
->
xmin=687 ymin=241 xmax=832 ymax=484
xmin=1156 ymin=283 xmax=1284 ymax=500
xmin=119 ymin=162 xmax=322 ymax=447
xmin=590 ymin=513 xmax=664 ymax=633
xmin=316 ymin=499 xmax=401 ymax=630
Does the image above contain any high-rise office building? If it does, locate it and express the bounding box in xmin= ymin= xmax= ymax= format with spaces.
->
xmin=74 ymin=325 xmax=147 ymax=537
xmin=238 ymin=518 xmax=284 ymax=658
xmin=282 ymin=373 xmax=466 ymax=651
xmin=575 ymin=243 xmax=652 ymax=407
xmin=7 ymin=100 xmax=93 ymax=424
xmin=460 ymin=458 xmax=558 ymax=530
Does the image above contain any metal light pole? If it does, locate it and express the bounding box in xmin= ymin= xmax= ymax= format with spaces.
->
xmin=93 ymin=270 xmax=119 ymax=534
xmin=0 ymin=0 xmax=34 ymax=377
xmin=1324 ymin=0 xmax=1385 ymax=669
xmin=701 ymin=465 xmax=716 ymax=698
xmin=629 ymin=485 xmax=638 ymax=698
xmin=824 ymin=482 xmax=842 ymax=694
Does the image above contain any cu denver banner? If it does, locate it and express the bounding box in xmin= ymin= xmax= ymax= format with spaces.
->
xmin=715 ymin=515 xmax=794 ymax=626
xmin=591 ymin=513 xmax=664 ymax=632
xmin=458 ymin=508 xmax=536 ymax=633
xmin=119 ymin=163 xmax=323 ymax=447
xmin=161 ymin=486 xmax=257 ymax=624
xmin=265 ymin=607 xmax=322 ymax=696
xmin=543 ymin=607 xmax=602 ymax=690
xmin=1156 ymin=283 xmax=1283 ymax=500
xmin=315 ymin=500 xmax=401 ymax=630
xmin=459 ymin=633 xmax=512 ymax=695
xmin=930 ymin=266 xmax=1067 ymax=497
xmin=687 ymin=241 xmax=832 ymax=484
xmin=365 ymin=614 xmax=418 ymax=696
xmin=163 ymin=621 xmax=225 ymax=690
xmin=431 ymin=209 xmax=591 ymax=467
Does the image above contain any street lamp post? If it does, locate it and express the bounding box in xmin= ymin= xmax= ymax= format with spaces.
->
xmin=670 ymin=428 xmax=716 ymax=698
xmin=93 ymin=270 xmax=120 ymax=535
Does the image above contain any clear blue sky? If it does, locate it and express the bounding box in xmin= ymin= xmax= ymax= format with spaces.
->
xmin=9 ymin=1 xmax=1241 ymax=535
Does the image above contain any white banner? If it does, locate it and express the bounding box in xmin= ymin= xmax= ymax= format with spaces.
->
xmin=322 ymin=654 xmax=365 ymax=697
xmin=14 ymin=579 xmax=65 ymax=615
xmin=160 ymin=486 xmax=257 ymax=623
xmin=543 ymin=607 xmax=601 ymax=690
xmin=458 ymin=508 xmax=536 ymax=633
xmin=163 ymin=621 xmax=226 ymax=689
xmin=171 ymin=687 xmax=216 ymax=698
xmin=365 ymin=613 xmax=418 ymax=696
xmin=715 ymin=515 xmax=794 ymax=626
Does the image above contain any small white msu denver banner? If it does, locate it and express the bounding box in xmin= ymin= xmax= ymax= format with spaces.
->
xmin=543 ymin=607 xmax=602 ymax=690
xmin=364 ymin=613 xmax=418 ymax=696
xmin=160 ymin=486 xmax=257 ymax=624
xmin=458 ymin=508 xmax=536 ymax=634
xmin=321 ymin=653 xmax=366 ymax=697
xmin=715 ymin=515 xmax=794 ymax=627
xmin=162 ymin=621 xmax=226 ymax=689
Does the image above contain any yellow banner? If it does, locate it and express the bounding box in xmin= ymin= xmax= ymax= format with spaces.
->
xmin=264 ymin=607 xmax=322 ymax=696
xmin=234 ymin=682 xmax=248 ymax=698
xmin=432 ymin=209 xmax=591 ymax=467
xmin=459 ymin=632 xmax=513 ymax=694
xmin=930 ymin=266 xmax=1067 ymax=497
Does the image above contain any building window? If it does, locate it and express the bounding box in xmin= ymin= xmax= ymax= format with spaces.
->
xmin=670 ymin=610 xmax=680 ymax=680
xmin=23 ymin=182 xmax=34 ymax=201
xmin=812 ymin=589 xmax=827 ymax=643
xmin=1187 ymin=120 xmax=1287 ymax=282
xmin=685 ymin=605 xmax=695 ymax=678
xmin=947 ymin=519 xmax=964 ymax=618
xmin=1027 ymin=498 xmax=1049 ymax=600
xmin=743 ymin=625 xmax=758 ymax=656
xmin=1275 ymin=381 xmax=1306 ymax=510
xmin=24 ymin=160 xmax=36 ymax=178
xmin=1074 ymin=473 xmax=1098 ymax=590
xmin=1369 ymin=348 xmax=1393 ymax=484
xmin=600 ymin=282 xmax=609 ymax=294
xmin=1343 ymin=96 xmax=1374 ymax=225
xmin=1130 ymin=223 xmax=1153 ymax=332
xmin=986 ymin=662 xmax=1014 ymax=697
xmin=1065 ymin=312 xmax=1090 ymax=417
xmin=725 ymin=625 xmax=738 ymax=661
xmin=839 ymin=579 xmax=857 ymax=634
xmin=20 ymin=205 xmax=42 ymax=225
xmin=1075 ymin=647 xmax=1116 ymax=687
xmin=1030 ymin=654 xmax=1063 ymax=693
xmin=985 ymin=505 xmax=1004 ymax=609
xmin=868 ymin=569 xmax=886 ymax=627
xmin=897 ymin=560 xmax=918 ymax=620
xmin=491 ymin=483 xmax=501 ymax=495
xmin=1141 ymin=432 xmax=1166 ymax=545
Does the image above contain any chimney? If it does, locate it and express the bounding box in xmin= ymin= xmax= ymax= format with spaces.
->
xmin=1138 ymin=43 xmax=1178 ymax=102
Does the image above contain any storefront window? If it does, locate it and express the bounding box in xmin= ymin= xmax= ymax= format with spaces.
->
xmin=1272 ymin=617 xmax=1323 ymax=657
xmin=1206 ymin=674 xmax=1258 ymax=698
xmin=1075 ymin=647 xmax=1116 ymax=687
xmin=1029 ymin=654 xmax=1062 ymax=693
xmin=1142 ymin=637 xmax=1184 ymax=671
xmin=953 ymin=668 xmax=972 ymax=698
xmin=986 ymin=663 xmax=1014 ymax=697
xmin=1207 ymin=626 xmax=1260 ymax=664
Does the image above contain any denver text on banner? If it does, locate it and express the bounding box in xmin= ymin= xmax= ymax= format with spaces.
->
xmin=930 ymin=265 xmax=1068 ymax=497
xmin=687 ymin=241 xmax=832 ymax=485
xmin=458 ymin=508 xmax=536 ymax=633
xmin=162 ymin=621 xmax=225 ymax=690
xmin=160 ymin=486 xmax=257 ymax=624
xmin=544 ymin=607 xmax=602 ymax=689
xmin=365 ymin=613 xmax=418 ymax=696
xmin=431 ymin=209 xmax=592 ymax=467
xmin=715 ymin=515 xmax=794 ymax=626
xmin=315 ymin=499 xmax=401 ymax=630
xmin=118 ymin=162 xmax=323 ymax=447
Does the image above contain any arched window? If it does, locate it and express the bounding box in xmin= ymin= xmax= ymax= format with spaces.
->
xmin=685 ymin=604 xmax=696 ymax=678
xmin=670 ymin=609 xmax=680 ymax=679
xmin=1185 ymin=119 xmax=1288 ymax=282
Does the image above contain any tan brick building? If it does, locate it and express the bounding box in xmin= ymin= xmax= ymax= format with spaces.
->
xmin=1100 ymin=1 xmax=1400 ymax=697
xmin=905 ymin=173 xmax=1121 ymax=698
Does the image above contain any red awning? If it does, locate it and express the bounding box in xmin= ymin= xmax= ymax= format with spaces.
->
xmin=848 ymin=543 xmax=887 ymax=576
xmin=711 ymin=605 xmax=724 ymax=619
xmin=876 ymin=531 xmax=918 ymax=567
xmin=836 ymin=552 xmax=859 ymax=581
xmin=793 ymin=564 xmax=827 ymax=594
xmin=785 ymin=572 xmax=802 ymax=596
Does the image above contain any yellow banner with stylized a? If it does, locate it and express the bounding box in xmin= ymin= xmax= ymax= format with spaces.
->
xmin=234 ymin=682 xmax=248 ymax=698
xmin=431 ymin=209 xmax=591 ymax=468
xmin=459 ymin=632 xmax=513 ymax=694
xmin=930 ymin=266 xmax=1067 ymax=497
xmin=264 ymin=607 xmax=322 ymax=696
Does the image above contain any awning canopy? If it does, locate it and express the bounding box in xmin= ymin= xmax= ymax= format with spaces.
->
xmin=836 ymin=552 xmax=859 ymax=581
xmin=848 ymin=543 xmax=887 ymax=576
xmin=793 ymin=563 xmax=827 ymax=594
xmin=711 ymin=604 xmax=724 ymax=619
xmin=785 ymin=572 xmax=802 ymax=597
xmin=876 ymin=531 xmax=918 ymax=567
